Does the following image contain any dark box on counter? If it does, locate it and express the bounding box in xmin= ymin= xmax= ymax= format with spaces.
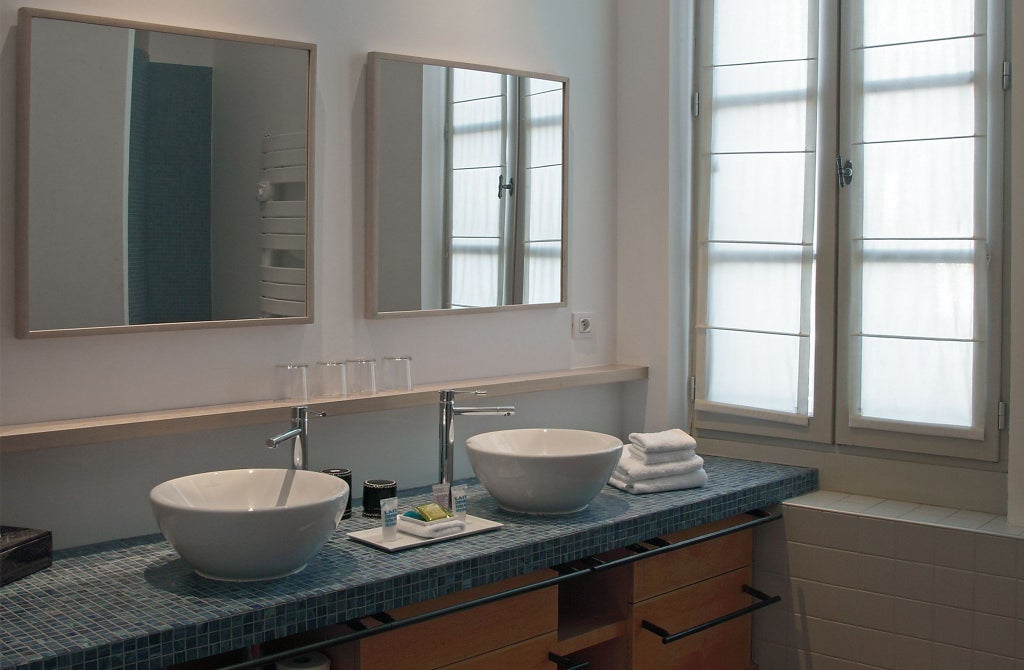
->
xmin=1 ymin=526 xmax=52 ymax=586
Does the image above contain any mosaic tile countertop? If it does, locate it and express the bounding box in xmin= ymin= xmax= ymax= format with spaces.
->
xmin=0 ymin=456 xmax=816 ymax=670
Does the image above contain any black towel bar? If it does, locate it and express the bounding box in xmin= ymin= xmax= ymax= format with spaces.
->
xmin=641 ymin=584 xmax=781 ymax=645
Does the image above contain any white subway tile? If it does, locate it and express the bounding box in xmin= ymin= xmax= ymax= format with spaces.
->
xmin=891 ymin=634 xmax=932 ymax=670
xmin=944 ymin=510 xmax=998 ymax=530
xmin=891 ymin=597 xmax=933 ymax=639
xmin=934 ymin=528 xmax=977 ymax=570
xmin=973 ymin=612 xmax=1017 ymax=658
xmin=972 ymin=650 xmax=1016 ymax=670
xmin=976 ymin=534 xmax=1019 ymax=577
xmin=856 ymin=516 xmax=896 ymax=557
xmin=868 ymin=500 xmax=920 ymax=520
xmin=902 ymin=504 xmax=958 ymax=525
xmin=894 ymin=521 xmax=935 ymax=564
xmin=892 ymin=559 xmax=934 ymax=602
xmin=830 ymin=495 xmax=887 ymax=514
xmin=934 ymin=604 xmax=974 ymax=648
xmin=933 ymin=566 xmax=975 ymax=609
xmin=786 ymin=491 xmax=851 ymax=509
xmin=973 ymin=574 xmax=1016 ymax=617
xmin=932 ymin=642 xmax=973 ymax=670
xmin=789 ymin=614 xmax=894 ymax=668
xmin=979 ymin=517 xmax=1024 ymax=538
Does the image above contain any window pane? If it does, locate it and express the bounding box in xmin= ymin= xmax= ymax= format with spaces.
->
xmin=524 ymin=241 xmax=561 ymax=304
xmin=713 ymin=0 xmax=813 ymax=64
xmin=860 ymin=0 xmax=975 ymax=47
xmin=706 ymin=329 xmax=803 ymax=414
xmin=861 ymin=138 xmax=975 ymax=239
xmin=859 ymin=240 xmax=978 ymax=340
xmin=859 ymin=37 xmax=976 ymax=143
xmin=450 ymin=238 xmax=499 ymax=308
xmin=523 ymin=165 xmax=561 ymax=241
xmin=451 ymin=168 xmax=501 ymax=237
xmin=711 ymin=60 xmax=817 ymax=153
xmin=858 ymin=337 xmax=975 ymax=427
xmin=451 ymin=97 xmax=504 ymax=169
xmin=706 ymin=243 xmax=808 ymax=334
xmin=452 ymin=68 xmax=503 ymax=102
xmin=524 ymin=89 xmax=562 ymax=167
xmin=710 ymin=153 xmax=813 ymax=243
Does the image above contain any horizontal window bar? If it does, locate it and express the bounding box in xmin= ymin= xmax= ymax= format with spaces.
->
xmin=451 ymin=92 xmax=505 ymax=105
xmin=854 ymin=236 xmax=985 ymax=242
xmin=848 ymin=414 xmax=983 ymax=441
xmin=525 ymin=238 xmax=561 ymax=244
xmin=852 ymin=32 xmax=983 ymax=52
xmin=452 ymin=121 xmax=504 ymax=134
xmin=527 ymin=162 xmax=563 ymax=170
xmin=451 ymin=165 xmax=503 ymax=171
xmin=852 ymin=332 xmax=981 ymax=344
xmin=709 ymin=150 xmax=814 ymax=156
xmin=704 ymin=239 xmax=813 ymax=247
xmin=708 ymin=56 xmax=816 ymax=69
xmin=698 ymin=324 xmax=809 ymax=338
xmin=861 ymin=72 xmax=975 ymax=95
xmin=712 ymin=87 xmax=816 ymax=109
xmin=854 ymin=134 xmax=982 ymax=147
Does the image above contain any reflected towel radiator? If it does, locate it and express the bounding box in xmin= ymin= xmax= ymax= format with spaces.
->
xmin=257 ymin=131 xmax=307 ymax=317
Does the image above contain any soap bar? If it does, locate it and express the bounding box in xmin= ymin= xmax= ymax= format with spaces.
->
xmin=0 ymin=526 xmax=52 ymax=586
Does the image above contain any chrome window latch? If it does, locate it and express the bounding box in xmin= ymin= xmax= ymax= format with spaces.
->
xmin=497 ymin=174 xmax=514 ymax=199
xmin=836 ymin=155 xmax=854 ymax=188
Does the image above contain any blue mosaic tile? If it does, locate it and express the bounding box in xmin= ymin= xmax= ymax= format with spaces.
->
xmin=0 ymin=456 xmax=815 ymax=670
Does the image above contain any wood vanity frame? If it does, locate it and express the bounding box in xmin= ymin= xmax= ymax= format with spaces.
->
xmin=193 ymin=510 xmax=778 ymax=670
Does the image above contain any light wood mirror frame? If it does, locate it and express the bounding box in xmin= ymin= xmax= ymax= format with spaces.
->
xmin=365 ymin=52 xmax=569 ymax=318
xmin=15 ymin=7 xmax=316 ymax=337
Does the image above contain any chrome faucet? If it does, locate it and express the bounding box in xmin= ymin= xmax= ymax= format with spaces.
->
xmin=266 ymin=406 xmax=326 ymax=470
xmin=439 ymin=390 xmax=515 ymax=490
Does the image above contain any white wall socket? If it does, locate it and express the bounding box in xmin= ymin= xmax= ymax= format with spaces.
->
xmin=572 ymin=312 xmax=595 ymax=339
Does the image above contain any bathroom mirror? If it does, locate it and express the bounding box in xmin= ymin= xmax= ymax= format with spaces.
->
xmin=15 ymin=8 xmax=315 ymax=337
xmin=366 ymin=52 xmax=568 ymax=317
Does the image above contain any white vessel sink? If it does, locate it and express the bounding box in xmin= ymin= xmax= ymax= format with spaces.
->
xmin=466 ymin=429 xmax=622 ymax=514
xmin=150 ymin=468 xmax=348 ymax=581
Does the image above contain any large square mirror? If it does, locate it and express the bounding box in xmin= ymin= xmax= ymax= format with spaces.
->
xmin=366 ymin=52 xmax=568 ymax=317
xmin=15 ymin=8 xmax=315 ymax=337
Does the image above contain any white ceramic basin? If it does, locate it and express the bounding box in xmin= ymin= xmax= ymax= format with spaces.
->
xmin=466 ymin=429 xmax=622 ymax=514
xmin=150 ymin=468 xmax=348 ymax=581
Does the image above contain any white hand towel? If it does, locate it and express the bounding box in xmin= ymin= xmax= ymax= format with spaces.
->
xmin=628 ymin=428 xmax=697 ymax=453
xmin=397 ymin=516 xmax=466 ymax=538
xmin=608 ymin=468 xmax=708 ymax=494
xmin=628 ymin=444 xmax=696 ymax=464
xmin=614 ymin=452 xmax=704 ymax=481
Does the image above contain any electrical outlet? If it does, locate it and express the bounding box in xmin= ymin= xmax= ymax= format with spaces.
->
xmin=572 ymin=312 xmax=595 ymax=339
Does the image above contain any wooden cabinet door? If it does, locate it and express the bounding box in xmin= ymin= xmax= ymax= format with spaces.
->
xmin=440 ymin=632 xmax=559 ymax=670
xmin=630 ymin=567 xmax=753 ymax=670
xmin=356 ymin=585 xmax=557 ymax=669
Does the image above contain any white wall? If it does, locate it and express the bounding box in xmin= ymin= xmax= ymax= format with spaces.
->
xmin=0 ymin=0 xmax=621 ymax=548
xmin=26 ymin=18 xmax=131 ymax=330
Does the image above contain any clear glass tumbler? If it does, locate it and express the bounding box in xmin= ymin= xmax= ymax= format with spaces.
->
xmin=343 ymin=358 xmax=377 ymax=395
xmin=316 ymin=361 xmax=347 ymax=397
xmin=275 ymin=363 xmax=309 ymax=403
xmin=380 ymin=355 xmax=413 ymax=392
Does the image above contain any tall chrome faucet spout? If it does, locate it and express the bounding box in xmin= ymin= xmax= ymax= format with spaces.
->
xmin=266 ymin=406 xmax=326 ymax=470
xmin=438 ymin=390 xmax=515 ymax=489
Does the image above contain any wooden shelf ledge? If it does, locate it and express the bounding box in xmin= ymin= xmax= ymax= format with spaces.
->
xmin=0 ymin=364 xmax=648 ymax=453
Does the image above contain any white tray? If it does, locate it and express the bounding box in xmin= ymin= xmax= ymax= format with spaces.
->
xmin=346 ymin=514 xmax=502 ymax=553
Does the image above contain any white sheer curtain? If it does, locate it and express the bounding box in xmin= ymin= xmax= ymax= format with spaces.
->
xmin=843 ymin=0 xmax=987 ymax=437
xmin=694 ymin=0 xmax=819 ymax=424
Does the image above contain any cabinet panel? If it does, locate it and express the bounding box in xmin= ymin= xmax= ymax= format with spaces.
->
xmin=631 ymin=566 xmax=753 ymax=670
xmin=356 ymin=585 xmax=557 ymax=669
xmin=631 ymin=516 xmax=753 ymax=602
xmin=441 ymin=632 xmax=558 ymax=669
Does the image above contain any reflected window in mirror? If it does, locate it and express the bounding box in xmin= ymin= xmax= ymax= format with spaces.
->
xmin=367 ymin=52 xmax=568 ymax=317
xmin=15 ymin=8 xmax=315 ymax=337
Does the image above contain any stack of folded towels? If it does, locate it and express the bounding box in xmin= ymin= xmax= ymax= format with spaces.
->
xmin=608 ymin=428 xmax=707 ymax=494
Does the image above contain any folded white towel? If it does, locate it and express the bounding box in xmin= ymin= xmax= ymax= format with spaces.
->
xmin=628 ymin=444 xmax=696 ymax=464
xmin=397 ymin=517 xmax=466 ymax=538
xmin=628 ymin=428 xmax=697 ymax=453
xmin=608 ymin=468 xmax=708 ymax=494
xmin=614 ymin=452 xmax=704 ymax=481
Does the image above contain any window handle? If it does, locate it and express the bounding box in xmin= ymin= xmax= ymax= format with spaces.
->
xmin=497 ymin=174 xmax=514 ymax=198
xmin=836 ymin=155 xmax=854 ymax=187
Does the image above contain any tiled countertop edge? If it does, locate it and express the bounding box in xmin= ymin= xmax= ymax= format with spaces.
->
xmin=1 ymin=457 xmax=817 ymax=670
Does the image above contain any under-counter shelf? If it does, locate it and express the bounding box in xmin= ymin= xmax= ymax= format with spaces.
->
xmin=0 ymin=364 xmax=647 ymax=452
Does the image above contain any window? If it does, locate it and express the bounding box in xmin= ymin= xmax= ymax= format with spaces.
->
xmin=692 ymin=0 xmax=1004 ymax=459
xmin=444 ymin=70 xmax=564 ymax=308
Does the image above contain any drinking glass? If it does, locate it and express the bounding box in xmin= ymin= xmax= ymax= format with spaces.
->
xmin=380 ymin=355 xmax=413 ymax=392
